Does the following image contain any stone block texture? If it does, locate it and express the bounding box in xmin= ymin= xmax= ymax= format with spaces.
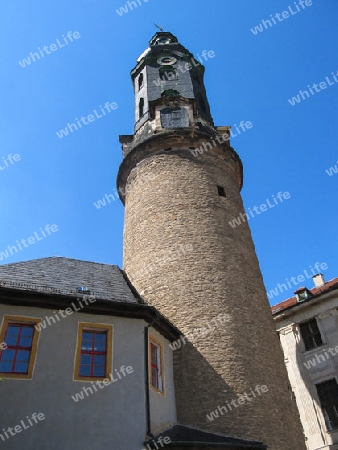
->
xmin=120 ymin=139 xmax=306 ymax=450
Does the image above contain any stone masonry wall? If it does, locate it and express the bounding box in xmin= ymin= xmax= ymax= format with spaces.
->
xmin=122 ymin=146 xmax=306 ymax=450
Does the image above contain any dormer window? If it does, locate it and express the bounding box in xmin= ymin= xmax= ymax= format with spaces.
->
xmin=77 ymin=286 xmax=90 ymax=294
xmin=295 ymin=287 xmax=313 ymax=303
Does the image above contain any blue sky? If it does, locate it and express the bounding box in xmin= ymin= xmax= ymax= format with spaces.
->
xmin=0 ymin=0 xmax=337 ymax=306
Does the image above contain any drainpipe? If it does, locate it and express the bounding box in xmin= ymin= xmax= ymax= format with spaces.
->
xmin=145 ymin=313 xmax=160 ymax=439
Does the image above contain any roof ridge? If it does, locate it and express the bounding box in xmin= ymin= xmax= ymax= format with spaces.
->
xmin=0 ymin=257 xmax=137 ymax=304
xmin=0 ymin=256 xmax=119 ymax=268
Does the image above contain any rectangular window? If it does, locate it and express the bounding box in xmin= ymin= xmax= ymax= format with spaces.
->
xmin=0 ymin=316 xmax=41 ymax=379
xmin=74 ymin=323 xmax=112 ymax=381
xmin=316 ymin=379 xmax=338 ymax=430
xmin=149 ymin=336 xmax=164 ymax=394
xmin=151 ymin=343 xmax=159 ymax=389
xmin=171 ymin=110 xmax=180 ymax=120
xmin=217 ymin=186 xmax=226 ymax=197
xmin=79 ymin=330 xmax=107 ymax=377
xmin=299 ymin=318 xmax=323 ymax=351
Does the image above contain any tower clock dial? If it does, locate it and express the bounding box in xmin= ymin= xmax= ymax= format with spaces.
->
xmin=157 ymin=37 xmax=171 ymax=44
xmin=157 ymin=56 xmax=177 ymax=66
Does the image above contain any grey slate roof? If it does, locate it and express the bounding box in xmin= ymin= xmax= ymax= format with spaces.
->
xmin=0 ymin=257 xmax=139 ymax=303
xmin=145 ymin=425 xmax=267 ymax=448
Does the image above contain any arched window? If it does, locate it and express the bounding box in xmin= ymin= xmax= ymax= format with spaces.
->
xmin=139 ymin=98 xmax=144 ymax=118
xmin=159 ymin=66 xmax=176 ymax=82
xmin=138 ymin=73 xmax=144 ymax=90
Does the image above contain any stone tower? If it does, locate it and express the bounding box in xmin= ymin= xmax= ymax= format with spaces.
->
xmin=118 ymin=32 xmax=306 ymax=450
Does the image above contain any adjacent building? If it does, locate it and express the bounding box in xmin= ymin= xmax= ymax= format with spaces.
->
xmin=0 ymin=258 xmax=181 ymax=449
xmin=272 ymin=274 xmax=338 ymax=450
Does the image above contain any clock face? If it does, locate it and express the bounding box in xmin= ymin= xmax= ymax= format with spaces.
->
xmin=157 ymin=56 xmax=177 ymax=66
xmin=157 ymin=38 xmax=171 ymax=44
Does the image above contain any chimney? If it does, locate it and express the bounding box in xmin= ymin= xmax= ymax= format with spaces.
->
xmin=313 ymin=273 xmax=325 ymax=287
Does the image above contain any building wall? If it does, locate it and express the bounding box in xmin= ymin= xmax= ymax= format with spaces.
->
xmin=275 ymin=291 xmax=338 ymax=450
xmin=0 ymin=303 xmax=176 ymax=450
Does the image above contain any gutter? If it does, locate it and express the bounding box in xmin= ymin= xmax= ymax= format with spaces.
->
xmin=0 ymin=286 xmax=181 ymax=342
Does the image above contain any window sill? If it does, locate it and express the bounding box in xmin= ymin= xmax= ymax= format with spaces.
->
xmin=0 ymin=372 xmax=33 ymax=380
xmin=150 ymin=384 xmax=165 ymax=396
xmin=302 ymin=343 xmax=327 ymax=355
xmin=73 ymin=374 xmax=111 ymax=383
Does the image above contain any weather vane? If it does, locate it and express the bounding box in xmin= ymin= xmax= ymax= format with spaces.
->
xmin=154 ymin=23 xmax=164 ymax=32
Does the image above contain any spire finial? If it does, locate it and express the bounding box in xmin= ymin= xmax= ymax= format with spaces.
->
xmin=154 ymin=23 xmax=164 ymax=32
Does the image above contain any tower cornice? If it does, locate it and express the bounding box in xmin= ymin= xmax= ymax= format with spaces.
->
xmin=117 ymin=129 xmax=243 ymax=204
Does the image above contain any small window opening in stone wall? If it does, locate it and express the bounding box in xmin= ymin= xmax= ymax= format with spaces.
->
xmin=139 ymin=98 xmax=144 ymax=118
xmin=217 ymin=186 xmax=226 ymax=197
xmin=138 ymin=73 xmax=144 ymax=90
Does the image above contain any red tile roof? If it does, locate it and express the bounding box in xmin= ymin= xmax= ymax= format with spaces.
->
xmin=271 ymin=277 xmax=338 ymax=315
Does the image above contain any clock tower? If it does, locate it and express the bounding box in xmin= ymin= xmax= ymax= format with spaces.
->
xmin=118 ymin=31 xmax=306 ymax=450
